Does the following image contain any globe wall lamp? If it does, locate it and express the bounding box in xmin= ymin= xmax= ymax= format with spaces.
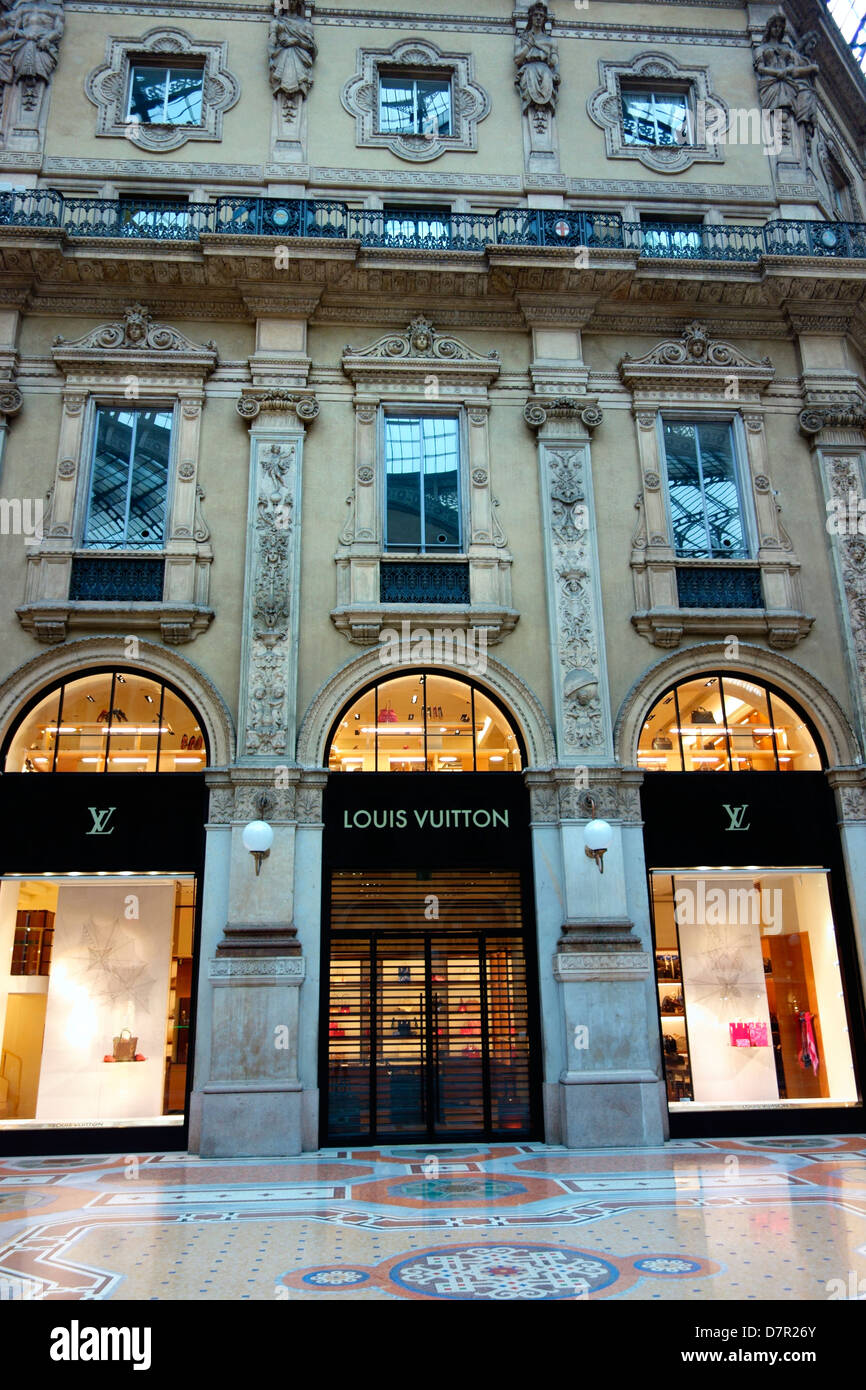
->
xmin=581 ymin=793 xmax=613 ymax=874
xmin=242 ymin=794 xmax=274 ymax=876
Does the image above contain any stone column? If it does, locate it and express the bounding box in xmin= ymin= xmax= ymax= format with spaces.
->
xmin=537 ymin=770 xmax=665 ymax=1147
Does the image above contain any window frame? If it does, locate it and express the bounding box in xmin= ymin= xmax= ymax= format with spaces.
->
xmin=381 ymin=405 xmax=466 ymax=555
xmin=126 ymin=60 xmax=206 ymax=128
xmin=79 ymin=400 xmax=177 ymax=555
xmin=376 ymin=67 xmax=453 ymax=138
xmin=658 ymin=412 xmax=755 ymax=562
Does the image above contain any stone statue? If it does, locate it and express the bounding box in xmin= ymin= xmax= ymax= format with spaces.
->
xmin=793 ymin=30 xmax=820 ymax=139
xmin=267 ymin=0 xmax=316 ymax=104
xmin=514 ymin=1 xmax=560 ymax=120
xmin=0 ymin=0 xmax=64 ymax=90
xmin=753 ymin=14 xmax=818 ymax=126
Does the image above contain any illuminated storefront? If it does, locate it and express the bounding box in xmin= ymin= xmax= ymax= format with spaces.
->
xmin=0 ymin=666 xmax=208 ymax=1154
xmin=639 ymin=671 xmax=864 ymax=1136
xmin=319 ymin=671 xmax=542 ymax=1143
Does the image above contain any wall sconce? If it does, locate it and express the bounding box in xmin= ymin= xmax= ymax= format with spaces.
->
xmin=242 ymin=793 xmax=274 ymax=876
xmin=581 ymin=793 xmax=613 ymax=874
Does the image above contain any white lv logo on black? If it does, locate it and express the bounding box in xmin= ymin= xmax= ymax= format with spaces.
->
xmin=86 ymin=806 xmax=116 ymax=835
xmin=723 ymin=803 xmax=750 ymax=831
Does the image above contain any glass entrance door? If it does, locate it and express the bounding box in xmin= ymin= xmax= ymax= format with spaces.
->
xmin=324 ymin=871 xmax=535 ymax=1142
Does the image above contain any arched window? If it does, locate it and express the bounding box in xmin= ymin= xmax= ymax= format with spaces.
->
xmin=637 ymin=672 xmax=822 ymax=771
xmin=2 ymin=667 xmax=208 ymax=772
xmin=326 ymin=671 xmax=523 ymax=772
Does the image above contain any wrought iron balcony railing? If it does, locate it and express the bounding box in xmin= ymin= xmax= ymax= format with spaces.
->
xmin=2 ymin=189 xmax=866 ymax=263
xmin=380 ymin=561 xmax=470 ymax=605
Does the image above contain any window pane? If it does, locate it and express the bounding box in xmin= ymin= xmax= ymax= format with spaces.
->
xmin=663 ymin=420 xmax=706 ymax=556
xmin=129 ymin=66 xmax=169 ymax=123
xmin=622 ymin=89 xmax=688 ymax=146
xmin=673 ymin=674 xmax=729 ymax=772
xmin=383 ymin=206 xmax=450 ymax=242
xmin=424 ymin=674 xmax=475 ymax=771
xmin=165 ymin=68 xmax=203 ymax=125
xmin=637 ymin=685 xmax=681 ymax=770
xmin=697 ymin=421 xmax=746 ymax=558
xmin=766 ymin=689 xmax=822 ymax=771
xmin=126 ymin=409 xmax=171 ymax=548
xmin=51 ymin=673 xmax=115 ymax=773
xmin=385 ymin=417 xmax=422 ymax=547
xmin=474 ymin=687 xmax=522 ymax=771
xmin=328 ymin=687 xmax=377 ymax=772
xmin=416 ymin=78 xmax=451 ymax=136
xmin=84 ymin=408 xmax=135 ymax=548
xmin=158 ymin=685 xmax=205 ymax=771
xmin=6 ymin=687 xmax=61 ymax=772
xmin=374 ymin=675 xmax=426 ymax=771
xmin=422 ymin=416 xmax=460 ymax=548
xmin=719 ymin=675 xmax=774 ymax=772
xmin=379 ymin=76 xmax=416 ymax=133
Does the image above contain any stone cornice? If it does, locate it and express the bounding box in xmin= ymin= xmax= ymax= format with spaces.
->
xmin=342 ymin=316 xmax=500 ymax=388
xmin=619 ymin=320 xmax=775 ymax=396
xmin=51 ymin=303 xmax=218 ymax=378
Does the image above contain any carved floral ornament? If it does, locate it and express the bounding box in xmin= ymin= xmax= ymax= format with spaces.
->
xmin=341 ymin=37 xmax=490 ymax=163
xmin=619 ymin=322 xmax=775 ymax=397
xmin=798 ymin=394 xmax=866 ymax=437
xmin=52 ymin=304 xmax=218 ymax=378
xmin=587 ymin=51 xmax=728 ymax=174
xmin=85 ymin=27 xmax=240 ymax=153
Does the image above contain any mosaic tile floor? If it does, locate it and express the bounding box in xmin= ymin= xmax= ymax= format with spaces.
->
xmin=1 ymin=1136 xmax=865 ymax=1300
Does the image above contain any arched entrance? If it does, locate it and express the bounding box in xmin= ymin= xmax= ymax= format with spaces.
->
xmin=318 ymin=669 xmax=543 ymax=1144
xmin=629 ymin=665 xmax=865 ymax=1138
xmin=0 ymin=643 xmax=231 ymax=1156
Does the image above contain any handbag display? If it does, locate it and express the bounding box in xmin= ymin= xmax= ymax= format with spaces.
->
xmin=661 ymin=993 xmax=684 ymax=1015
xmin=112 ymin=1028 xmax=137 ymax=1061
xmin=378 ymin=701 xmax=398 ymax=724
xmin=690 ymin=706 xmax=716 ymax=725
xmin=652 ymin=735 xmax=674 ymax=750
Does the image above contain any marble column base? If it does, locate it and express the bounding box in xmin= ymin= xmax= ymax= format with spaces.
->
xmin=559 ymin=1071 xmax=667 ymax=1147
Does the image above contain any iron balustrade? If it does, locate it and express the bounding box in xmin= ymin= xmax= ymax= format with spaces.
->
xmin=380 ymin=561 xmax=470 ymax=604
xmin=3 ymin=192 xmax=866 ymax=261
xmin=69 ymin=555 xmax=166 ymax=602
xmin=676 ymin=565 xmax=763 ymax=609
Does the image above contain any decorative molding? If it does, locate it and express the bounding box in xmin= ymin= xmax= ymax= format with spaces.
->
xmin=236 ymin=388 xmax=319 ymax=423
xmin=619 ymin=321 xmax=775 ymax=396
xmin=342 ymin=316 xmax=500 ymax=389
xmin=524 ymin=396 xmax=603 ymax=433
xmin=43 ymin=155 xmax=264 ymax=181
xmin=587 ymin=50 xmax=728 ymax=173
xmin=85 ymin=26 xmax=240 ymax=152
xmin=553 ymin=952 xmax=651 ymax=982
xmin=209 ymin=957 xmax=305 ymax=979
xmin=798 ymin=392 xmax=866 ymax=437
xmin=52 ymin=302 xmax=218 ymax=377
xmin=340 ymin=36 xmax=490 ymax=163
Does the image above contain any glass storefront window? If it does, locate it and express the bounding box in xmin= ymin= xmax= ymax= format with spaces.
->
xmin=651 ymin=869 xmax=858 ymax=1111
xmin=638 ymin=673 xmax=821 ymax=771
xmin=0 ymin=874 xmax=196 ymax=1128
xmin=326 ymin=672 xmax=523 ymax=772
xmin=4 ymin=668 xmax=208 ymax=773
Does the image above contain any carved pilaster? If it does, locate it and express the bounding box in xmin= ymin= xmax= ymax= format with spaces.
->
xmin=0 ymin=0 xmax=65 ymax=160
xmin=513 ymin=2 xmax=560 ymax=175
xmin=530 ymin=402 xmax=610 ymax=761
xmin=267 ymin=0 xmax=316 ymax=167
xmin=237 ymin=396 xmax=317 ymax=761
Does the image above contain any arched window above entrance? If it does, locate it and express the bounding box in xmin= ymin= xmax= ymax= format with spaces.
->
xmin=638 ymin=672 xmax=823 ymax=772
xmin=326 ymin=671 xmax=523 ymax=772
xmin=3 ymin=667 xmax=209 ymax=772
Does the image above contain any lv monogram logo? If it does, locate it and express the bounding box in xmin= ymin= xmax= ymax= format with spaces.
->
xmin=86 ymin=806 xmax=116 ymax=836
xmin=723 ymin=803 xmax=750 ymax=832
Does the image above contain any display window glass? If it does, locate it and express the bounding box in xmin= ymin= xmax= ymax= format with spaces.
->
xmin=638 ymin=673 xmax=821 ymax=772
xmin=651 ymin=869 xmax=858 ymax=1111
xmin=326 ymin=673 xmax=523 ymax=772
xmin=0 ymin=874 xmax=196 ymax=1129
xmin=4 ymin=668 xmax=208 ymax=773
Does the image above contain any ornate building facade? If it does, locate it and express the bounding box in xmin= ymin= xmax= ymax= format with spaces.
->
xmin=0 ymin=0 xmax=865 ymax=1156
